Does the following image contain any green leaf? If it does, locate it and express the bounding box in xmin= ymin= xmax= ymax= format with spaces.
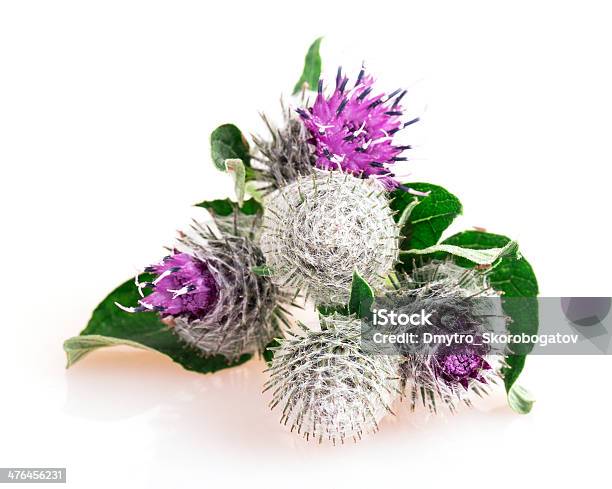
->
xmin=239 ymin=198 xmax=262 ymax=215
xmin=317 ymin=304 xmax=349 ymax=317
xmin=63 ymin=277 xmax=251 ymax=373
xmin=442 ymin=231 xmax=538 ymax=295
xmin=195 ymin=198 xmax=262 ymax=216
xmin=245 ymin=180 xmax=265 ymax=205
xmin=195 ymin=198 xmax=233 ymax=215
xmin=441 ymin=232 xmax=539 ymax=351
xmin=440 ymin=230 xmax=539 ymax=406
xmin=348 ymin=270 xmax=374 ymax=319
xmin=502 ymin=354 xmax=527 ymax=396
xmin=263 ymin=338 xmax=281 ymax=366
xmin=64 ymin=335 xmax=156 ymax=368
xmin=507 ymin=384 xmax=535 ymax=414
xmin=210 ymin=124 xmax=251 ymax=171
xmin=292 ymin=37 xmax=323 ymax=95
xmin=397 ymin=198 xmax=421 ymax=229
xmin=225 ymin=158 xmax=246 ymax=206
xmin=400 ymin=240 xmax=518 ymax=265
xmin=390 ymin=183 xmax=462 ymax=272
xmin=195 ymin=197 xmax=262 ymax=240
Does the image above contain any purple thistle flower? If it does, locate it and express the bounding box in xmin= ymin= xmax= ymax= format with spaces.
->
xmin=121 ymin=252 xmax=219 ymax=319
xmin=298 ymin=66 xmax=417 ymax=190
xmin=115 ymin=221 xmax=290 ymax=360
xmin=437 ymin=348 xmax=492 ymax=390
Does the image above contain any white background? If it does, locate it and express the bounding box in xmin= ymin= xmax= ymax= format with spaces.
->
xmin=1 ymin=1 xmax=611 ymax=487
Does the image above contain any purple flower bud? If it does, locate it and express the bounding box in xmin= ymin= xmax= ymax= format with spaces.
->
xmin=298 ymin=68 xmax=414 ymax=189
xmin=140 ymin=252 xmax=218 ymax=318
xmin=437 ymin=348 xmax=491 ymax=390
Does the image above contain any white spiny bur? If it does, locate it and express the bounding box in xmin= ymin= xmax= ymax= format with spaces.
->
xmin=264 ymin=315 xmax=401 ymax=444
xmin=260 ymin=171 xmax=399 ymax=305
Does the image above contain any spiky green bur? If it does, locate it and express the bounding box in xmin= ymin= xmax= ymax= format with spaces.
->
xmin=264 ymin=315 xmax=400 ymax=444
xmin=381 ymin=261 xmax=508 ymax=412
xmin=260 ymin=171 xmax=399 ymax=305
xmin=167 ymin=221 xmax=290 ymax=361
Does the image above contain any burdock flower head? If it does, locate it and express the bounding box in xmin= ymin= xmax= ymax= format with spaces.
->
xmin=264 ymin=315 xmax=400 ymax=444
xmin=251 ymin=103 xmax=316 ymax=195
xmin=376 ymin=261 xmax=506 ymax=411
xmin=260 ymin=170 xmax=399 ymax=305
xmin=297 ymin=66 xmax=417 ymax=190
xmin=117 ymin=221 xmax=289 ymax=361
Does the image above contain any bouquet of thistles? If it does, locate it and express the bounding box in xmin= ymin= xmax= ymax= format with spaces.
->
xmin=64 ymin=38 xmax=539 ymax=444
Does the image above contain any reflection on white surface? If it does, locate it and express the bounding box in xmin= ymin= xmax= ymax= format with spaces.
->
xmin=0 ymin=310 xmax=608 ymax=489
xmin=64 ymin=346 xmax=510 ymax=451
